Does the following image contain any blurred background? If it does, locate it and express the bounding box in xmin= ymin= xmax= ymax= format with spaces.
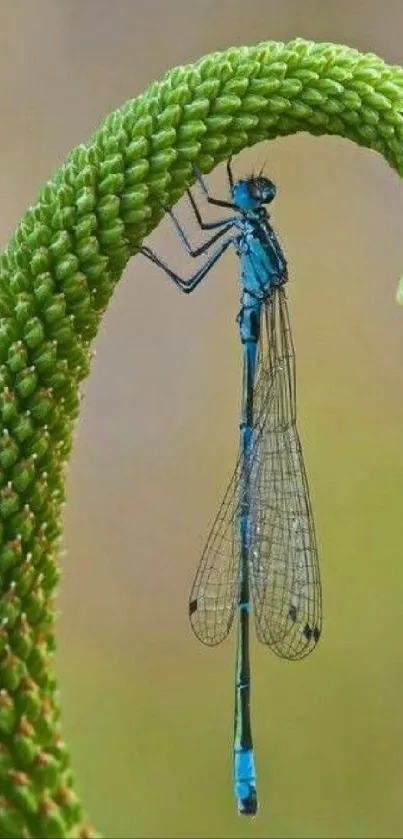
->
xmin=1 ymin=1 xmax=403 ymax=836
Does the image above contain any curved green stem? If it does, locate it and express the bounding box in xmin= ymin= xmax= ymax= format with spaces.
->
xmin=0 ymin=37 xmax=402 ymax=838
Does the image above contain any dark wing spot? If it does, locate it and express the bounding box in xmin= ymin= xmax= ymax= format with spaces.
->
xmin=302 ymin=624 xmax=321 ymax=644
xmin=313 ymin=626 xmax=321 ymax=643
xmin=189 ymin=599 xmax=198 ymax=616
xmin=289 ymin=604 xmax=298 ymax=623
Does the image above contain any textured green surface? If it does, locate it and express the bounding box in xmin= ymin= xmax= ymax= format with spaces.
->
xmin=0 ymin=36 xmax=402 ymax=838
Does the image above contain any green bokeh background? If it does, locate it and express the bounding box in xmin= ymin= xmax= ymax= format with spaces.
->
xmin=2 ymin=1 xmax=403 ymax=836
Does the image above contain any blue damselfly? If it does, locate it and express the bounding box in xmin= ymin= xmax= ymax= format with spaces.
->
xmin=141 ymin=158 xmax=322 ymax=816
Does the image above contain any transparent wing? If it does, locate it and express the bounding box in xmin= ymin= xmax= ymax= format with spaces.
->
xmin=189 ymin=344 xmax=278 ymax=647
xmin=249 ymin=288 xmax=322 ymax=660
xmin=188 ymin=457 xmax=241 ymax=646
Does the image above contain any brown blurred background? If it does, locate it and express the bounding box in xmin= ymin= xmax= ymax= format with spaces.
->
xmin=2 ymin=1 xmax=403 ymax=836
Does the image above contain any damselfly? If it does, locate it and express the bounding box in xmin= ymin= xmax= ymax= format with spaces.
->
xmin=140 ymin=158 xmax=322 ymax=817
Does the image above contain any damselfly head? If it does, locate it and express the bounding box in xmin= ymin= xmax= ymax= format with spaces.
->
xmin=232 ymin=176 xmax=276 ymax=211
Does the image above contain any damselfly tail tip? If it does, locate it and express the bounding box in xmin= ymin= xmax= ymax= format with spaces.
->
xmin=238 ymin=788 xmax=258 ymax=817
xmin=235 ymin=748 xmax=258 ymax=816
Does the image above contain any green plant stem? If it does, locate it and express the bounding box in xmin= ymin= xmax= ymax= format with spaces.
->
xmin=0 ymin=37 xmax=402 ymax=838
